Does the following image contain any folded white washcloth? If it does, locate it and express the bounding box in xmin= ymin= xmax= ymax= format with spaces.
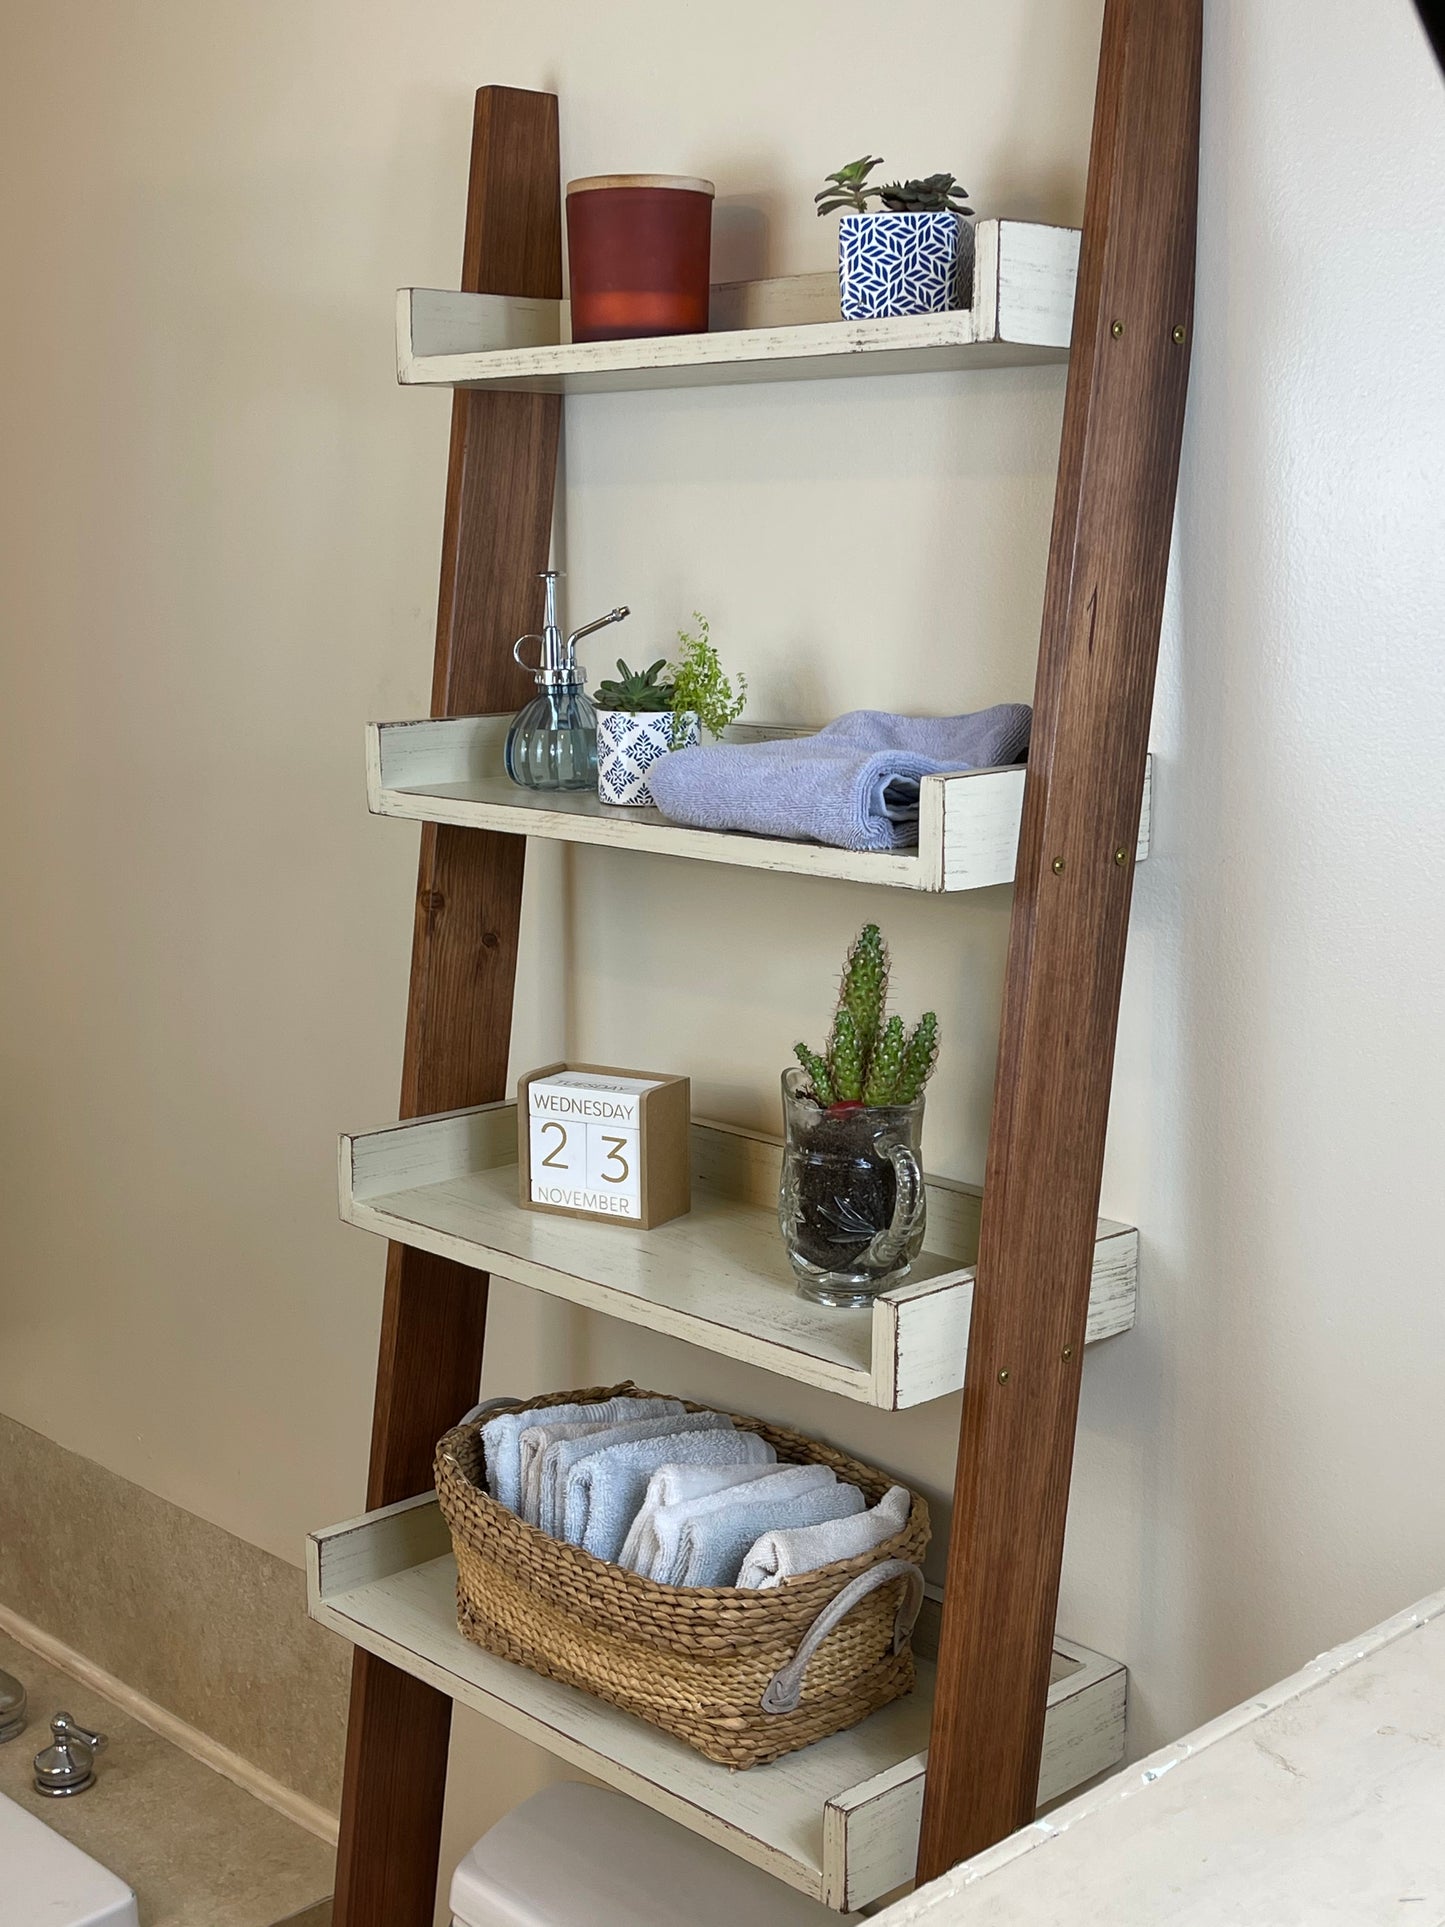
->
xmin=735 ymin=1483 xmax=912 ymax=1589
xmin=647 ymin=1466 xmax=866 ymax=1588
xmin=517 ymin=1405 xmax=686 ymax=1525
xmin=571 ymin=1429 xmax=777 ymax=1565
xmin=617 ymin=1461 xmax=783 ymax=1575
xmin=481 ymin=1396 xmax=680 ymax=1514
xmin=538 ymin=1412 xmax=731 ymax=1539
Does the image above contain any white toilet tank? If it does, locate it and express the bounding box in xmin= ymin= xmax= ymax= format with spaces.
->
xmin=0 ymin=1791 xmax=139 ymax=1926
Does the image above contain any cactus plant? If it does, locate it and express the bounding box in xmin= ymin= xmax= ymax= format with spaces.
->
xmin=896 ymin=1012 xmax=939 ymax=1103
xmin=839 ymin=923 xmax=888 ymax=1063
xmin=827 ymin=1006 xmax=867 ymax=1104
xmin=794 ymin=924 xmax=939 ymax=1109
xmin=794 ymin=1043 xmax=836 ymax=1107
xmin=862 ymin=1015 xmax=906 ymax=1106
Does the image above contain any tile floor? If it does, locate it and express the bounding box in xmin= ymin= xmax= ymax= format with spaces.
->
xmin=0 ymin=1627 xmax=333 ymax=1927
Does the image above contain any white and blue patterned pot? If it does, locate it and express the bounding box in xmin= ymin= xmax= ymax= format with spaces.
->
xmin=837 ymin=211 xmax=974 ymax=321
xmin=596 ymin=709 xmax=700 ymax=807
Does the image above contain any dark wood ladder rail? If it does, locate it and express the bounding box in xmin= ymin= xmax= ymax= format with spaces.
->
xmin=331 ymin=1 xmax=1200 ymax=1909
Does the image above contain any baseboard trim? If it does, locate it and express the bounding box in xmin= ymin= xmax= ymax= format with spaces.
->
xmin=0 ymin=1600 xmax=340 ymax=1848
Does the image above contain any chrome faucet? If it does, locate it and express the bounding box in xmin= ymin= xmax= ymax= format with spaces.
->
xmin=0 ymin=1669 xmax=25 ymax=1742
xmin=34 ymin=1712 xmax=107 ymax=1796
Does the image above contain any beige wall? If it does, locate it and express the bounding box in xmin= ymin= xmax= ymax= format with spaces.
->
xmin=2 ymin=0 xmax=1443 ymax=1912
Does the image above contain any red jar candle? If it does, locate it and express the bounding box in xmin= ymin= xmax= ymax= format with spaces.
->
xmin=566 ymin=174 xmax=715 ymax=344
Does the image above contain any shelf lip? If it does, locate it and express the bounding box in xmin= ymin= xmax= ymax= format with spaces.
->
xmin=395 ymin=218 xmax=1079 ymax=394
xmin=306 ymin=1493 xmax=1127 ymax=1912
xmin=337 ymin=1103 xmax=1139 ymax=1410
xmin=365 ymin=715 xmax=1153 ymax=895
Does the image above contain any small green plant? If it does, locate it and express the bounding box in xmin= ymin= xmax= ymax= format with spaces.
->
xmin=670 ymin=613 xmax=747 ymax=745
xmin=816 ymin=159 xmax=973 ymax=218
xmin=794 ymin=924 xmax=939 ymax=1108
xmin=595 ymin=659 xmax=675 ymax=713
xmin=814 ymin=155 xmax=885 ymax=215
xmin=877 ymin=173 xmax=973 ymax=215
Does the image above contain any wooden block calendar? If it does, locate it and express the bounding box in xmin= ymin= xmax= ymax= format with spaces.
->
xmin=517 ymin=1062 xmax=691 ymax=1229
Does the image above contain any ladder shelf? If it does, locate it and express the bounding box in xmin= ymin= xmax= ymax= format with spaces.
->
xmin=398 ymin=219 xmax=1078 ymax=395
xmin=368 ymin=715 xmax=1152 ymax=895
xmin=329 ymin=24 xmax=1201 ymax=1912
xmin=309 ymin=1492 xmax=1126 ymax=1914
xmin=340 ymin=1104 xmax=1137 ymax=1410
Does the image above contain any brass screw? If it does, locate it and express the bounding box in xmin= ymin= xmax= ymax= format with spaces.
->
xmin=1110 ymin=319 xmax=1125 ymax=339
xmin=1114 ymin=846 xmax=1128 ymax=866
xmin=998 ymin=1369 xmax=1011 ymax=1384
xmin=1052 ymin=856 xmax=1065 ymax=875
xmin=1172 ymin=324 xmax=1187 ymax=344
xmin=1062 ymin=1345 xmax=1075 ymax=1360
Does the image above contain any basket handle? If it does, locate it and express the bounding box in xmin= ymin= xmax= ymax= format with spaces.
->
xmin=439 ymin=1395 xmax=524 ymax=1470
xmin=760 ymin=1558 xmax=925 ymax=1716
xmin=458 ymin=1395 xmax=524 ymax=1426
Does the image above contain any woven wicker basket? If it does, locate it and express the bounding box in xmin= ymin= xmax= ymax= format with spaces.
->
xmin=435 ymin=1382 xmax=931 ymax=1768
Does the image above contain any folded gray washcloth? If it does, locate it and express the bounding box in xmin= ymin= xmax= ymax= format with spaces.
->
xmin=481 ymin=1396 xmax=680 ymax=1515
xmin=735 ymin=1483 xmax=912 ymax=1589
xmin=663 ymin=1468 xmax=868 ymax=1589
xmin=569 ymin=1427 xmax=777 ymax=1565
xmin=634 ymin=1463 xmax=841 ymax=1585
xmin=616 ymin=1461 xmax=784 ymax=1575
xmin=517 ymin=1403 xmax=686 ymax=1525
xmin=645 ymin=706 xmax=1032 ymax=853
xmin=538 ymin=1412 xmax=731 ymax=1539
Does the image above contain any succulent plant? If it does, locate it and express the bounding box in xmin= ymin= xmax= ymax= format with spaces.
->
xmin=814 ymin=155 xmax=885 ymax=216
xmin=794 ymin=924 xmax=939 ymax=1108
xmin=877 ymin=173 xmax=973 ymax=215
xmin=595 ymin=659 xmax=676 ymax=713
xmin=816 ymin=160 xmax=973 ymax=219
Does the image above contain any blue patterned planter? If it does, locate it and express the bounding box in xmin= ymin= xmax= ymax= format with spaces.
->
xmin=596 ymin=709 xmax=700 ymax=807
xmin=837 ymin=211 xmax=975 ymax=321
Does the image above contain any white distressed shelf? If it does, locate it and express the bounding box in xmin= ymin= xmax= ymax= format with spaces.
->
xmin=308 ymin=1494 xmax=1127 ymax=1913
xmin=367 ymin=716 xmax=1152 ymax=894
xmin=339 ymin=1104 xmax=1136 ymax=1410
xmin=397 ymin=220 xmax=1078 ymax=394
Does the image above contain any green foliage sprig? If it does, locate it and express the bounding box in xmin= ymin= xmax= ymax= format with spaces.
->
xmin=794 ymin=924 xmax=939 ymax=1108
xmin=814 ymin=155 xmax=885 ymax=215
xmin=595 ymin=659 xmax=675 ymax=713
xmin=816 ymin=159 xmax=973 ymax=218
xmin=669 ymin=613 xmax=747 ymax=746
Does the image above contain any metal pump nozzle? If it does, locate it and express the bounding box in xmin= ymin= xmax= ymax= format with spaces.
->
xmin=512 ymin=570 xmax=629 ymax=687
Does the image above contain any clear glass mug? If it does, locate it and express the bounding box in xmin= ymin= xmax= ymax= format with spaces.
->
xmin=778 ymin=1067 xmax=927 ymax=1307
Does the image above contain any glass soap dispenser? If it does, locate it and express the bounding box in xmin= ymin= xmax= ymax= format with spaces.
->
xmin=504 ymin=570 xmax=630 ymax=791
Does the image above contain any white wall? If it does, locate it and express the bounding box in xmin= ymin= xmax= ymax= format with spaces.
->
xmin=1 ymin=0 xmax=1442 ymax=1909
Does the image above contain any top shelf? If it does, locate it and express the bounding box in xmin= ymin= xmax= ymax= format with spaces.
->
xmin=397 ymin=220 xmax=1079 ymax=395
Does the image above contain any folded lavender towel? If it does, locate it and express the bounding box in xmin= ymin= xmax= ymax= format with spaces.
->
xmin=645 ymin=706 xmax=1032 ymax=853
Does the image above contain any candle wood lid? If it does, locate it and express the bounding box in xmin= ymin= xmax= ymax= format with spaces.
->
xmin=567 ymin=173 xmax=715 ymax=197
